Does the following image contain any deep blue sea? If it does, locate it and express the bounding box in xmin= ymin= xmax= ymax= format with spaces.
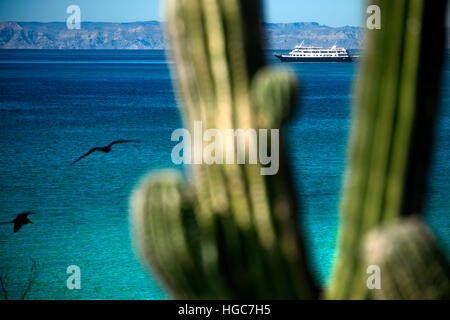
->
xmin=0 ymin=50 xmax=448 ymax=299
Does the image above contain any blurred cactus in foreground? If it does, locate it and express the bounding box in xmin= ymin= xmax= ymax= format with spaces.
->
xmin=327 ymin=0 xmax=449 ymax=299
xmin=132 ymin=0 xmax=317 ymax=299
xmin=131 ymin=0 xmax=449 ymax=299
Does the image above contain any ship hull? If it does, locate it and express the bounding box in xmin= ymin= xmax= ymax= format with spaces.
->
xmin=274 ymin=54 xmax=353 ymax=62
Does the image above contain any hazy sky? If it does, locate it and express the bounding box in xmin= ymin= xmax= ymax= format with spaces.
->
xmin=0 ymin=0 xmax=365 ymax=27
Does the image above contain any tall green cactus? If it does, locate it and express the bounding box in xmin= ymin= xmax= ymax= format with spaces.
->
xmin=131 ymin=0 xmax=449 ymax=299
xmin=327 ymin=0 xmax=449 ymax=299
xmin=132 ymin=0 xmax=317 ymax=299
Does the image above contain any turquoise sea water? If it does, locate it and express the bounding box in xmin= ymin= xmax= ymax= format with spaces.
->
xmin=0 ymin=50 xmax=448 ymax=299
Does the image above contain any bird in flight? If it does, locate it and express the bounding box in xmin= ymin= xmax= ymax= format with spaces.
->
xmin=71 ymin=140 xmax=140 ymax=165
xmin=0 ymin=212 xmax=35 ymax=233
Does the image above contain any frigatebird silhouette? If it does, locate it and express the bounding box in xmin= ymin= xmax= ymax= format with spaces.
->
xmin=71 ymin=140 xmax=140 ymax=165
xmin=0 ymin=212 xmax=35 ymax=233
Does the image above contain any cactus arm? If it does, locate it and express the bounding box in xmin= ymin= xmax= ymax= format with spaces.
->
xmin=363 ymin=218 xmax=450 ymax=300
xmin=131 ymin=172 xmax=204 ymax=299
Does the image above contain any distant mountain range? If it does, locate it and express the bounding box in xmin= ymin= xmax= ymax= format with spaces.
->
xmin=264 ymin=22 xmax=363 ymax=49
xmin=0 ymin=21 xmax=365 ymax=49
xmin=0 ymin=21 xmax=166 ymax=50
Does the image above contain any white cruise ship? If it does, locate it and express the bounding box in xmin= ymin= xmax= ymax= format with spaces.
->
xmin=274 ymin=42 xmax=355 ymax=62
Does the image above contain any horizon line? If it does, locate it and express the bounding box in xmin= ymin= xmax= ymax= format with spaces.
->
xmin=0 ymin=20 xmax=362 ymax=28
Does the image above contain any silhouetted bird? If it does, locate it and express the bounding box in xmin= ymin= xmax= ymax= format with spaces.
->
xmin=71 ymin=140 xmax=140 ymax=165
xmin=0 ymin=212 xmax=35 ymax=233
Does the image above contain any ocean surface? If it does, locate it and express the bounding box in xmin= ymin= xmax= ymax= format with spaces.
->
xmin=0 ymin=50 xmax=448 ymax=299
